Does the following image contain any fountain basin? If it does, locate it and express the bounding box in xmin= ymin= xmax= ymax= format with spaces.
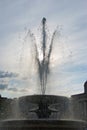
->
xmin=18 ymin=95 xmax=69 ymax=118
xmin=0 ymin=119 xmax=86 ymax=130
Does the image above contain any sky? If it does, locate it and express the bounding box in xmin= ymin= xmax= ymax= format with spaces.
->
xmin=0 ymin=0 xmax=87 ymax=98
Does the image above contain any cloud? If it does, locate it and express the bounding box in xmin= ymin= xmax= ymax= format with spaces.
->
xmin=7 ymin=87 xmax=18 ymax=92
xmin=0 ymin=0 xmax=87 ymax=98
xmin=0 ymin=84 xmax=8 ymax=90
xmin=0 ymin=70 xmax=18 ymax=92
xmin=0 ymin=71 xmax=18 ymax=78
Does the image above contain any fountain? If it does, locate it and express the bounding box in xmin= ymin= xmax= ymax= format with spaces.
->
xmin=0 ymin=18 xmax=86 ymax=130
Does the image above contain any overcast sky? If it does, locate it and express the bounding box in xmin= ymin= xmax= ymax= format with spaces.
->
xmin=0 ymin=0 xmax=87 ymax=98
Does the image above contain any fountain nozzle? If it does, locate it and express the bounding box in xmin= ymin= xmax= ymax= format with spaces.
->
xmin=42 ymin=17 xmax=46 ymax=25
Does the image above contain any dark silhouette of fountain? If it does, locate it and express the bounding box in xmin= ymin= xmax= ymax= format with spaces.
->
xmin=0 ymin=18 xmax=86 ymax=130
xmin=28 ymin=17 xmax=62 ymax=118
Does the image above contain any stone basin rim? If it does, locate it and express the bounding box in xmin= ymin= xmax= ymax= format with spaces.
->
xmin=0 ymin=119 xmax=86 ymax=128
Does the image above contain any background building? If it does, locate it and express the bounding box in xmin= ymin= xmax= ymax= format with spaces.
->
xmin=72 ymin=81 xmax=87 ymax=121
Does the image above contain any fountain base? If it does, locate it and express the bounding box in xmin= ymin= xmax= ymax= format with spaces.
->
xmin=0 ymin=95 xmax=86 ymax=129
xmin=0 ymin=119 xmax=86 ymax=130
